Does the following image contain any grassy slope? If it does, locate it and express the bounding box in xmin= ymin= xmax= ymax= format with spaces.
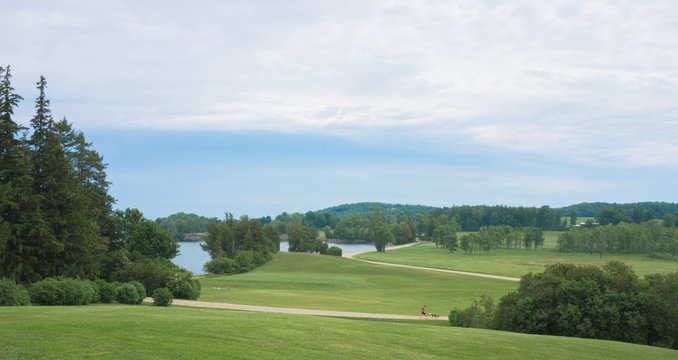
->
xmin=2 ymin=305 xmax=677 ymax=360
xmin=356 ymin=242 xmax=678 ymax=278
xmin=198 ymin=252 xmax=518 ymax=315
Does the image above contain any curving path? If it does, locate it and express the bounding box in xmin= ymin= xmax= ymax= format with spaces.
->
xmin=151 ymin=241 xmax=516 ymax=320
xmin=344 ymin=242 xmax=520 ymax=282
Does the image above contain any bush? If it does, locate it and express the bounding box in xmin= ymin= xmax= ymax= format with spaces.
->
xmin=84 ymin=280 xmax=100 ymax=303
xmin=152 ymin=287 xmax=173 ymax=306
xmin=129 ymin=280 xmax=147 ymax=300
xmin=167 ymin=270 xmax=201 ymax=300
xmin=110 ymin=257 xmax=180 ymax=294
xmin=448 ymin=309 xmax=468 ymax=327
xmin=234 ymin=251 xmax=255 ymax=273
xmin=448 ymin=295 xmax=496 ymax=329
xmin=0 ymin=278 xmax=30 ymax=306
xmin=96 ymin=279 xmax=118 ymax=303
xmin=327 ymin=246 xmax=342 ymax=257
xmin=29 ymin=278 xmax=95 ymax=305
xmin=59 ymin=278 xmax=94 ymax=305
xmin=29 ymin=278 xmax=62 ymax=305
xmin=203 ymin=256 xmax=236 ymax=274
xmin=116 ymin=283 xmax=142 ymax=304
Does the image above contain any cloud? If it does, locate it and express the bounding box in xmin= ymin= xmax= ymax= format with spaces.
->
xmin=2 ymin=0 xmax=678 ymax=169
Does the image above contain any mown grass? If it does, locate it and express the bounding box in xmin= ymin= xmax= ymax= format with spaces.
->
xmin=355 ymin=242 xmax=678 ymax=278
xmin=198 ymin=252 xmax=518 ymax=315
xmin=1 ymin=305 xmax=676 ymax=359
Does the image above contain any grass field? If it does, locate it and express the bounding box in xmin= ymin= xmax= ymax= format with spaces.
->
xmin=355 ymin=242 xmax=678 ymax=278
xmin=198 ymin=252 xmax=518 ymax=315
xmin=2 ymin=305 xmax=677 ymax=359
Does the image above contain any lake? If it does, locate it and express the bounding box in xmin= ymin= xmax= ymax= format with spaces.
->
xmin=173 ymin=240 xmax=376 ymax=275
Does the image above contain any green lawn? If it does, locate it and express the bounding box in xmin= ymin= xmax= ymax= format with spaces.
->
xmin=356 ymin=242 xmax=678 ymax=278
xmin=1 ymin=305 xmax=676 ymax=359
xmin=198 ymin=252 xmax=518 ymax=315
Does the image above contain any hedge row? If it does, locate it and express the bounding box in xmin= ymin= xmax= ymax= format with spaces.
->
xmin=0 ymin=278 xmax=148 ymax=306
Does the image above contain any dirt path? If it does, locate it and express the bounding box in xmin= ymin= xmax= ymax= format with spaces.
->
xmin=142 ymin=297 xmax=446 ymax=320
xmin=344 ymin=242 xmax=521 ymax=282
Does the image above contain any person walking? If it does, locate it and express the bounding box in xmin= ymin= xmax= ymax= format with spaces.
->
xmin=419 ymin=304 xmax=427 ymax=319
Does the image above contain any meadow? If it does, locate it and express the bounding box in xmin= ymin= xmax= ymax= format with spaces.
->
xmin=198 ymin=252 xmax=518 ymax=315
xmin=355 ymin=241 xmax=678 ymax=278
xmin=2 ymin=305 xmax=677 ymax=359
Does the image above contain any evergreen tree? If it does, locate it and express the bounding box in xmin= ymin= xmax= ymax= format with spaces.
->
xmin=18 ymin=76 xmax=111 ymax=279
xmin=0 ymin=65 xmax=32 ymax=282
xmin=26 ymin=77 xmax=73 ymax=278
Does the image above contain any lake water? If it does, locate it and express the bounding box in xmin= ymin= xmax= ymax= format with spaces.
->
xmin=172 ymin=240 xmax=376 ymax=275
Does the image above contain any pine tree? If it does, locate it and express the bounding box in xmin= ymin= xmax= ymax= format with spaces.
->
xmin=0 ymin=65 xmax=33 ymax=282
xmin=25 ymin=77 xmax=106 ymax=279
xmin=2 ymin=71 xmax=115 ymax=281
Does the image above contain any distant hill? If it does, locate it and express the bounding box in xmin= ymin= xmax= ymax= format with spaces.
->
xmin=319 ymin=202 xmax=438 ymax=220
xmin=558 ymin=202 xmax=678 ymax=218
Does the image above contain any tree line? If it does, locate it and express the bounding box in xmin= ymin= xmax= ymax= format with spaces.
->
xmin=267 ymin=204 xmax=563 ymax=242
xmin=561 ymin=202 xmax=678 ymax=219
xmin=156 ymin=212 xmax=217 ymax=241
xmin=558 ymin=220 xmax=678 ymax=259
xmin=0 ymin=66 xmax=198 ymax=300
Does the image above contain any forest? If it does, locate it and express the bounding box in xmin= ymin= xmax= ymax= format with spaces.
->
xmin=0 ymin=67 xmax=200 ymax=301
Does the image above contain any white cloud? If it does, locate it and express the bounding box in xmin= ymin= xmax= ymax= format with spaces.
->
xmin=3 ymin=0 xmax=678 ymax=169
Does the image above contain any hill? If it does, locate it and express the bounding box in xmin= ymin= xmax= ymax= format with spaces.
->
xmin=319 ymin=202 xmax=437 ymax=220
xmin=199 ymin=252 xmax=517 ymax=313
xmin=559 ymin=202 xmax=678 ymax=218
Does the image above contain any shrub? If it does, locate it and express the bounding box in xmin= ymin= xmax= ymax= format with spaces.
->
xmin=59 ymin=278 xmax=93 ymax=305
xmin=234 ymin=251 xmax=255 ymax=273
xmin=448 ymin=309 xmax=468 ymax=327
xmin=129 ymin=280 xmax=147 ymax=300
xmin=0 ymin=278 xmax=30 ymax=306
xmin=84 ymin=280 xmax=100 ymax=303
xmin=116 ymin=283 xmax=142 ymax=304
xmin=167 ymin=270 xmax=201 ymax=300
xmin=327 ymin=246 xmax=342 ymax=257
xmin=110 ymin=257 xmax=179 ymax=294
xmin=448 ymin=294 xmax=496 ymax=329
xmin=96 ymin=279 xmax=118 ymax=303
xmin=28 ymin=278 xmax=95 ymax=305
xmin=203 ymin=256 xmax=236 ymax=274
xmin=29 ymin=278 xmax=63 ymax=305
xmin=152 ymin=287 xmax=173 ymax=306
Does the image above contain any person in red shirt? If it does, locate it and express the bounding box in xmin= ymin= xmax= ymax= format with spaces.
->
xmin=419 ymin=304 xmax=427 ymax=319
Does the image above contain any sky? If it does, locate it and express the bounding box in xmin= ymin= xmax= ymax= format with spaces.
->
xmin=2 ymin=0 xmax=677 ymax=219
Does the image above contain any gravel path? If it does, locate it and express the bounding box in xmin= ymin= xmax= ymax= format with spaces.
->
xmin=344 ymin=242 xmax=521 ymax=282
xmin=143 ymin=297 xmax=445 ymax=320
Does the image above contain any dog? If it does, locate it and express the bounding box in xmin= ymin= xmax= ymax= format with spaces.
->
xmin=430 ymin=313 xmax=439 ymax=318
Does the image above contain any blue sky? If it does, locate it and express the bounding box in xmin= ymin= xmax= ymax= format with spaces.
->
xmin=3 ymin=1 xmax=678 ymax=219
